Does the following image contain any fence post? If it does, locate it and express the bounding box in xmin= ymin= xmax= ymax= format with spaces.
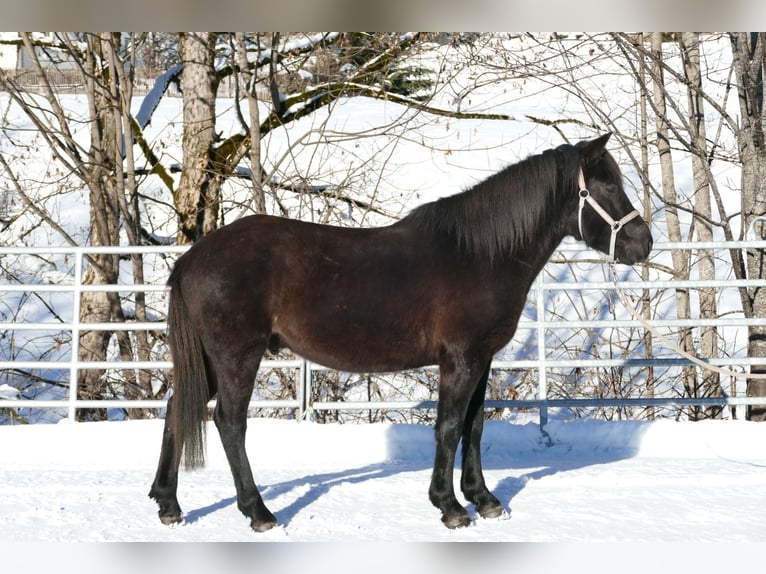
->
xmin=67 ymin=250 xmax=83 ymax=422
xmin=536 ymin=273 xmax=548 ymax=427
xmin=298 ymin=359 xmax=312 ymax=421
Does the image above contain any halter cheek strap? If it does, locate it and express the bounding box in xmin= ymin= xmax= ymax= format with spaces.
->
xmin=577 ymin=170 xmax=640 ymax=261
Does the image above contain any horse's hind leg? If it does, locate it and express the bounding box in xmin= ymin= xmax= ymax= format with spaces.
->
xmin=212 ymin=347 xmax=277 ymax=533
xmin=460 ymin=364 xmax=503 ymax=519
xmin=148 ymin=396 xmax=184 ymax=524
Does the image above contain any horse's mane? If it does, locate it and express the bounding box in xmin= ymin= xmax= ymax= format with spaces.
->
xmin=402 ymin=143 xmax=582 ymax=262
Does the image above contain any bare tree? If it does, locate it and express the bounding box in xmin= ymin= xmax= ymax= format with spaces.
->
xmin=646 ymin=34 xmax=698 ymax=414
xmin=731 ymin=32 xmax=766 ymax=421
xmin=485 ymin=33 xmax=756 ymax=419
xmin=0 ymin=33 xmax=162 ymax=420
xmin=234 ymin=32 xmax=265 ymax=214
xmin=175 ymin=32 xmax=220 ymax=244
xmin=679 ymin=32 xmax=722 ymax=418
xmin=140 ymin=33 xmax=514 ymax=240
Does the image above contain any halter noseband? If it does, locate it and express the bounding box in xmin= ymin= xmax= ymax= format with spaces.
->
xmin=577 ymin=169 xmax=640 ymax=261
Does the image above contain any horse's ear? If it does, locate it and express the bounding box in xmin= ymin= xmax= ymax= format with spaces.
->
xmin=580 ymin=132 xmax=612 ymax=166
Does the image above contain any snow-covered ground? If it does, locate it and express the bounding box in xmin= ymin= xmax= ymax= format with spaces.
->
xmin=2 ymin=416 xmax=765 ymax=544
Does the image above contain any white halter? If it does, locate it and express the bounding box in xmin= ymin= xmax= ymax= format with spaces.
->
xmin=577 ymin=169 xmax=640 ymax=261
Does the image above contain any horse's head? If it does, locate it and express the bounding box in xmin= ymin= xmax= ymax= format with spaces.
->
xmin=572 ymin=133 xmax=653 ymax=265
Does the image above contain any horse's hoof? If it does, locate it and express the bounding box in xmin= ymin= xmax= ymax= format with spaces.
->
xmin=159 ymin=513 xmax=184 ymax=526
xmin=442 ymin=512 xmax=472 ymax=529
xmin=251 ymin=518 xmax=278 ymax=533
xmin=477 ymin=502 xmax=505 ymax=519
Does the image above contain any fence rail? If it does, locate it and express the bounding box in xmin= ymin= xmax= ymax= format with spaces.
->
xmin=2 ymin=239 xmax=766 ymax=425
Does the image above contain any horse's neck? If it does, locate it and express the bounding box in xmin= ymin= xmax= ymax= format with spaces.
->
xmin=514 ymin=221 xmax=562 ymax=271
xmin=535 ymin=225 xmax=569 ymax=270
xmin=493 ymin=218 xmax=569 ymax=292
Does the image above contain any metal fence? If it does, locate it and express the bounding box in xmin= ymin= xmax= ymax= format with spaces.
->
xmin=2 ymin=239 xmax=766 ymax=425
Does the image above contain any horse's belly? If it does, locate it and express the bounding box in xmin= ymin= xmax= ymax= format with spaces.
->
xmin=273 ymin=311 xmax=435 ymax=373
xmin=293 ymin=347 xmax=429 ymax=373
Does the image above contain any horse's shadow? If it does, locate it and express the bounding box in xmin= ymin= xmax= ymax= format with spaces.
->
xmin=265 ymin=463 xmax=402 ymax=525
xmin=183 ymin=421 xmax=647 ymax=527
xmin=184 ymin=496 xmax=238 ymax=524
xmin=183 ymin=462 xmax=413 ymax=526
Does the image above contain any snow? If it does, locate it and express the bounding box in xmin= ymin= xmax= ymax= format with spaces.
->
xmin=1 ymin=416 xmax=765 ymax=545
xmin=281 ymin=32 xmax=340 ymax=55
xmin=135 ymin=63 xmax=183 ymax=129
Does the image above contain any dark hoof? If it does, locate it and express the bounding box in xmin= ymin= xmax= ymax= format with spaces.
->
xmin=159 ymin=513 xmax=184 ymax=526
xmin=251 ymin=518 xmax=278 ymax=533
xmin=442 ymin=511 xmax=472 ymax=529
xmin=477 ymin=502 xmax=505 ymax=519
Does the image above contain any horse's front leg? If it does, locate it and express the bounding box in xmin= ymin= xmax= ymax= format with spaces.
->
xmin=429 ymin=416 xmax=470 ymax=528
xmin=428 ymin=355 xmax=487 ymax=528
xmin=460 ymin=364 xmax=504 ymax=519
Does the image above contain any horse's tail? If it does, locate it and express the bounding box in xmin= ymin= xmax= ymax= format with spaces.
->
xmin=166 ymin=265 xmax=208 ymax=470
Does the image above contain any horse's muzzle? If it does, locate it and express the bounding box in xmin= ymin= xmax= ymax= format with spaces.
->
xmin=616 ymin=226 xmax=653 ymax=265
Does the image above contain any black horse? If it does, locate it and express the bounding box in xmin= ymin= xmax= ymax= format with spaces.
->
xmin=149 ymin=133 xmax=653 ymax=531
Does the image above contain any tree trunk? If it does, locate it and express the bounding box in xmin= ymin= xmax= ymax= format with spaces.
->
xmin=637 ymin=33 xmax=655 ymax=420
xmin=651 ymin=33 xmax=697 ymax=417
xmin=235 ymin=32 xmax=266 ymax=214
xmin=680 ymin=32 xmax=723 ymax=419
xmin=175 ymin=32 xmax=220 ymax=244
xmin=104 ymin=33 xmax=157 ymax=417
xmin=76 ymin=34 xmax=125 ymax=421
xmin=731 ymin=32 xmax=766 ymax=421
